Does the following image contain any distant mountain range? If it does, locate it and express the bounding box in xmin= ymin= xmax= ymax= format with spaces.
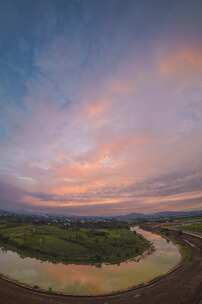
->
xmin=0 ymin=208 xmax=202 ymax=221
xmin=114 ymin=210 xmax=202 ymax=221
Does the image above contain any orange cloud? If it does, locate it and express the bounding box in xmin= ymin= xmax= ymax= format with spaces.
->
xmin=53 ymin=133 xmax=150 ymax=184
xmin=85 ymin=99 xmax=110 ymax=118
xmin=159 ymin=47 xmax=202 ymax=74
xmin=23 ymin=193 xmax=131 ymax=208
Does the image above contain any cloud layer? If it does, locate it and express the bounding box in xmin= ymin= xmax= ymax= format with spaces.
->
xmin=0 ymin=0 xmax=202 ymax=215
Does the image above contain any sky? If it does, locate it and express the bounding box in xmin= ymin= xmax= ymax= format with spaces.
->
xmin=0 ymin=0 xmax=202 ymax=216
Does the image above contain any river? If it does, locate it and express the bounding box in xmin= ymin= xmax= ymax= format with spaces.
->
xmin=0 ymin=227 xmax=181 ymax=295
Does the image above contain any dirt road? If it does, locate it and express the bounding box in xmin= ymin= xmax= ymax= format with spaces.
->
xmin=0 ymin=230 xmax=201 ymax=304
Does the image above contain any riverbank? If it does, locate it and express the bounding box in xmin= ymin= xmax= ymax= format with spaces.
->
xmin=0 ymin=229 xmax=201 ymax=303
xmin=0 ymin=223 xmax=150 ymax=265
xmin=0 ymin=227 xmax=181 ymax=296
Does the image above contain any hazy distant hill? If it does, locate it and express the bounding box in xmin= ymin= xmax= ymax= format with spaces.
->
xmin=0 ymin=208 xmax=202 ymax=222
xmin=116 ymin=210 xmax=202 ymax=221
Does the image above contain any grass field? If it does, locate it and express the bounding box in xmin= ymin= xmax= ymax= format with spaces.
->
xmin=0 ymin=221 xmax=150 ymax=265
xmin=177 ymin=222 xmax=202 ymax=234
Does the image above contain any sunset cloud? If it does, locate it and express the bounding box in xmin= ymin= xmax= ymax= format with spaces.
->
xmin=159 ymin=47 xmax=202 ymax=75
xmin=0 ymin=1 xmax=202 ymax=215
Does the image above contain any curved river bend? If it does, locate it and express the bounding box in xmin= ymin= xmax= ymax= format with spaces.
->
xmin=0 ymin=227 xmax=181 ymax=295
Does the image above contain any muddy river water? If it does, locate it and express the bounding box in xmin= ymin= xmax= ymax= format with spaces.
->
xmin=0 ymin=227 xmax=181 ymax=295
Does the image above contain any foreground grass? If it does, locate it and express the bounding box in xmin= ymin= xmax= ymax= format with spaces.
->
xmin=176 ymin=222 xmax=202 ymax=235
xmin=0 ymin=222 xmax=150 ymax=265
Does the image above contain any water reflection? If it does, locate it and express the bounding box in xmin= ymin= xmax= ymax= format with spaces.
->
xmin=0 ymin=227 xmax=181 ymax=295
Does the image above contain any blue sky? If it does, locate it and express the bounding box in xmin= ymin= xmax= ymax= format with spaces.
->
xmin=0 ymin=0 xmax=202 ymax=215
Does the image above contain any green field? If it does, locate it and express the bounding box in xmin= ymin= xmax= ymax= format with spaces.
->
xmin=0 ymin=222 xmax=150 ymax=265
xmin=177 ymin=222 xmax=202 ymax=234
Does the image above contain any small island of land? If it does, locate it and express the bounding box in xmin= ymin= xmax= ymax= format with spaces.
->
xmin=0 ymin=220 xmax=150 ymax=265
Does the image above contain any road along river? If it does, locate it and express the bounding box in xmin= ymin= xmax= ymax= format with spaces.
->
xmin=0 ymin=227 xmax=181 ymax=296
